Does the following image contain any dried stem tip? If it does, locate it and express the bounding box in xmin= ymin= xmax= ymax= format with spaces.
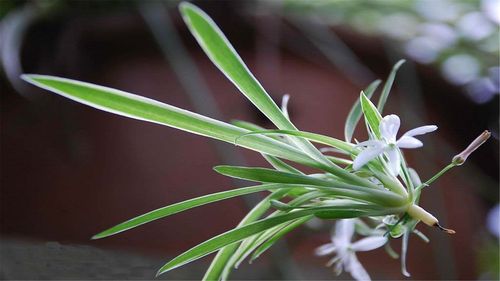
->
xmin=452 ymin=130 xmax=491 ymax=165
xmin=434 ymin=223 xmax=456 ymax=234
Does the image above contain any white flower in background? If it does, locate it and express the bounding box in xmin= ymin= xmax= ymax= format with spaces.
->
xmin=414 ymin=0 xmax=462 ymax=22
xmin=419 ymin=23 xmax=458 ymax=49
xmin=404 ymin=37 xmax=443 ymax=64
xmin=315 ymin=219 xmax=387 ymax=281
xmin=353 ymin=115 xmax=437 ymax=176
xmin=377 ymin=13 xmax=419 ymax=41
xmin=457 ymin=12 xmax=495 ymax=41
xmin=487 ymin=203 xmax=500 ymax=238
xmin=481 ymin=0 xmax=500 ymax=24
xmin=441 ymin=54 xmax=480 ymax=85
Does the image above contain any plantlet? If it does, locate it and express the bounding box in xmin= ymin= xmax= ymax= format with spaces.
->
xmin=21 ymin=2 xmax=490 ymax=280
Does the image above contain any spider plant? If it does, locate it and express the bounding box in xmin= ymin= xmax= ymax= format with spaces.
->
xmin=20 ymin=2 xmax=489 ymax=280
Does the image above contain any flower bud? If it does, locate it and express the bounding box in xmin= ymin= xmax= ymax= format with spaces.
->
xmin=407 ymin=205 xmax=455 ymax=234
xmin=452 ymin=130 xmax=491 ymax=165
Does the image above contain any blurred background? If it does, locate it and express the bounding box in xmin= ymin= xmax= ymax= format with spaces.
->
xmin=1 ymin=0 xmax=498 ymax=280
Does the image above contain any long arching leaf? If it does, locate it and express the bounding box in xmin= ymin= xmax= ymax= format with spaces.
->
xmin=157 ymin=205 xmax=373 ymax=276
xmin=21 ymin=75 xmax=317 ymax=168
xmin=92 ymin=183 xmax=296 ymax=239
xmin=179 ymin=2 xmax=329 ymax=165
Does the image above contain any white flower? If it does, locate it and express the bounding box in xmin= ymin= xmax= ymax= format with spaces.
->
xmin=353 ymin=114 xmax=437 ymax=176
xmin=315 ymin=219 xmax=387 ymax=281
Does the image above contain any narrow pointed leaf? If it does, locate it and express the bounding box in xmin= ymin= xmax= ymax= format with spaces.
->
xmin=179 ymin=2 xmax=287 ymax=129
xmin=377 ymin=59 xmax=405 ymax=113
xmin=251 ymin=216 xmax=311 ymax=261
xmin=227 ymin=191 xmax=325 ymax=272
xmin=203 ymin=190 xmax=288 ymax=280
xmin=21 ymin=75 xmax=319 ymax=168
xmin=231 ymin=120 xmax=283 ymax=143
xmin=92 ymin=183 xmax=290 ymax=239
xmin=231 ymin=119 xmax=305 ymax=175
xmin=325 ymin=155 xmax=353 ymax=166
xmin=214 ymin=165 xmax=335 ymax=187
xmin=236 ymin=129 xmax=354 ymax=153
xmin=157 ymin=206 xmax=370 ymax=276
xmin=360 ymin=91 xmax=383 ymax=138
xmin=261 ymin=154 xmax=304 ymax=175
xmin=214 ymin=166 xmax=406 ymax=206
xmin=179 ymin=2 xmax=328 ymax=164
xmin=235 ymin=122 xmax=378 ymax=190
xmin=345 ymin=79 xmax=381 ymax=142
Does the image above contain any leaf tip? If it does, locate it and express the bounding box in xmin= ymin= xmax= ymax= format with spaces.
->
xmin=359 ymin=90 xmax=368 ymax=100
xmin=20 ymin=73 xmax=31 ymax=81
xmin=394 ymin=59 xmax=406 ymax=70
xmin=20 ymin=74 xmax=41 ymax=84
xmin=91 ymin=233 xmax=105 ymax=240
xmin=212 ymin=165 xmax=227 ymax=174
xmin=179 ymin=1 xmax=195 ymax=12
xmin=156 ymin=263 xmax=174 ymax=278
xmin=179 ymin=1 xmax=203 ymax=21
xmin=20 ymin=74 xmax=60 ymax=87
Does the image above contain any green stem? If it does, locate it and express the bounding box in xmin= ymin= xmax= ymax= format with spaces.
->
xmin=370 ymin=168 xmax=408 ymax=197
xmin=415 ymin=163 xmax=457 ymax=192
xmin=398 ymin=150 xmax=414 ymax=199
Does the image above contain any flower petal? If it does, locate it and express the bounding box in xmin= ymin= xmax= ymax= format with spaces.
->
xmin=397 ymin=136 xmax=423 ymax=149
xmin=386 ymin=148 xmax=401 ymax=176
xmin=352 ymin=147 xmax=384 ymax=170
xmin=326 ymin=256 xmax=340 ymax=267
xmin=403 ymin=125 xmax=437 ymax=137
xmin=334 ymin=257 xmax=344 ymax=276
xmin=351 ymin=236 xmax=387 ymax=252
xmin=356 ymin=140 xmax=383 ymax=148
xmin=315 ymin=243 xmax=336 ymax=256
xmin=334 ymin=219 xmax=355 ymax=245
xmin=379 ymin=115 xmax=400 ymax=143
xmin=347 ymin=254 xmax=371 ymax=281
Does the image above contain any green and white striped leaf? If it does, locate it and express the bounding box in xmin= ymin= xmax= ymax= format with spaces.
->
xmin=92 ymin=183 xmax=293 ymax=239
xmin=214 ymin=165 xmax=337 ymax=187
xmin=21 ymin=75 xmax=319 ymax=168
xmin=231 ymin=119 xmax=305 ymax=175
xmin=250 ymin=216 xmax=311 ymax=261
xmin=360 ymin=91 xmax=383 ymax=138
xmin=261 ymin=154 xmax=304 ymax=175
xmin=377 ymin=59 xmax=405 ymax=113
xmin=157 ymin=206 xmax=369 ymax=276
xmin=226 ymin=191 xmax=325 ymax=273
xmin=179 ymin=2 xmax=329 ymax=164
xmin=235 ymin=129 xmax=354 ymax=154
xmin=233 ymin=121 xmax=376 ymax=189
xmin=203 ymin=190 xmax=288 ymax=280
xmin=214 ymin=166 xmax=406 ymax=207
xmin=345 ymin=79 xmax=381 ymax=142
